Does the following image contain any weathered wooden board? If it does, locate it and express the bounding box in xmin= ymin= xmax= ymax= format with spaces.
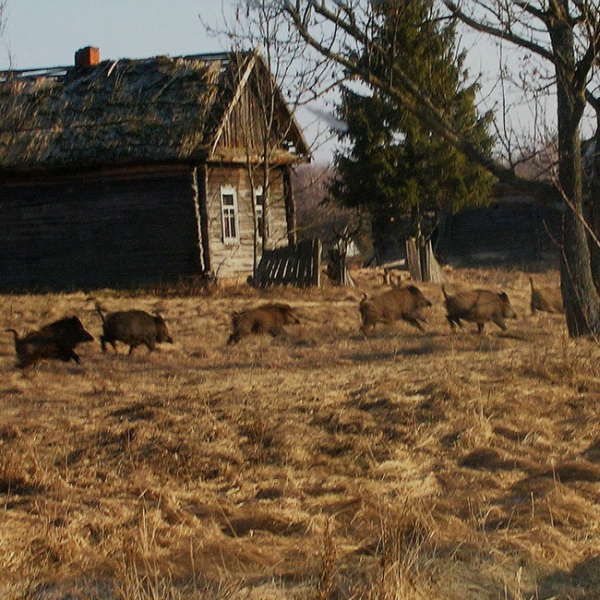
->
xmin=406 ymin=239 xmax=444 ymax=283
xmin=255 ymin=238 xmax=321 ymax=288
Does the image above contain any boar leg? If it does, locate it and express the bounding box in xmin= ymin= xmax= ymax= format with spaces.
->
xmin=143 ymin=338 xmax=157 ymax=352
xmin=404 ymin=316 xmax=425 ymax=331
xmin=446 ymin=315 xmax=462 ymax=329
xmin=100 ymin=336 xmax=117 ymax=353
xmin=359 ymin=323 xmax=374 ymax=336
xmin=61 ymin=347 xmax=81 ymax=364
xmin=490 ymin=316 xmax=507 ymax=332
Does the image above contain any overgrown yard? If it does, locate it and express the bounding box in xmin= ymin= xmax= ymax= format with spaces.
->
xmin=1 ymin=266 xmax=600 ymax=600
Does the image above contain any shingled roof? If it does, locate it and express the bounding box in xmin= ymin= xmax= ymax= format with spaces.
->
xmin=0 ymin=50 xmax=310 ymax=172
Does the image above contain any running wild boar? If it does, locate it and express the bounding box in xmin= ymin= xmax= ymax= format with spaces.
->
xmin=359 ymin=285 xmax=432 ymax=335
xmin=228 ymin=302 xmax=300 ymax=345
xmin=96 ymin=305 xmax=173 ymax=355
xmin=529 ymin=277 xmax=564 ymax=314
xmin=442 ymin=287 xmax=517 ymax=334
xmin=6 ymin=315 xmax=94 ymax=369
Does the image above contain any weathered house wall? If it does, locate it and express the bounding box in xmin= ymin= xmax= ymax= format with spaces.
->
xmin=0 ymin=166 xmax=202 ymax=290
xmin=204 ymin=165 xmax=289 ymax=280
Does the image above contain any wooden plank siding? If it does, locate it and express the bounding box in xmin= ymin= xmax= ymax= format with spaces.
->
xmin=211 ymin=73 xmax=297 ymax=164
xmin=0 ymin=167 xmax=202 ymax=290
xmin=204 ymin=165 xmax=291 ymax=280
xmin=217 ymin=83 xmax=264 ymax=153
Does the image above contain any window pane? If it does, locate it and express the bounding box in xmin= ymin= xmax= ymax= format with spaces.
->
xmin=223 ymin=207 xmax=236 ymax=238
xmin=228 ymin=213 xmax=236 ymax=238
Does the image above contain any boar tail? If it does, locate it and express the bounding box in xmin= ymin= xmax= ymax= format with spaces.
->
xmin=5 ymin=328 xmax=20 ymax=341
xmin=95 ymin=303 xmax=107 ymax=324
xmin=360 ymin=293 xmax=368 ymax=305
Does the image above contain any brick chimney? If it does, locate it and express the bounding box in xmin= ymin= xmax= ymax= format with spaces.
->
xmin=74 ymin=46 xmax=100 ymax=67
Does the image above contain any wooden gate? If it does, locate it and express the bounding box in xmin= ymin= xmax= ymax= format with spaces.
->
xmin=254 ymin=238 xmax=321 ymax=288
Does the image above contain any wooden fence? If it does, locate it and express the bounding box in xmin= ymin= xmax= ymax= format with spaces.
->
xmin=254 ymin=238 xmax=321 ymax=288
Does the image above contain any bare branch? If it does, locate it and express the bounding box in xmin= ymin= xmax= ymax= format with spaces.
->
xmin=284 ymin=1 xmax=551 ymax=193
xmin=444 ymin=1 xmax=555 ymax=62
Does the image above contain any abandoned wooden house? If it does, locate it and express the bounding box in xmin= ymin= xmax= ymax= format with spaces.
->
xmin=0 ymin=47 xmax=311 ymax=291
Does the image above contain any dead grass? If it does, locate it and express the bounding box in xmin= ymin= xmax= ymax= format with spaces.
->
xmin=1 ymin=266 xmax=600 ymax=599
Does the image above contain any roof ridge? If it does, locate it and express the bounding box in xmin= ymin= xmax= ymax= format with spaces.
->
xmin=0 ymin=51 xmax=249 ymax=82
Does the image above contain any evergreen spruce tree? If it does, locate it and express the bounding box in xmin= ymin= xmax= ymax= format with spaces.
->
xmin=329 ymin=0 xmax=494 ymax=263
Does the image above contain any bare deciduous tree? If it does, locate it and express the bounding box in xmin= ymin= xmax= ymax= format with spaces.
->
xmin=282 ymin=0 xmax=600 ymax=337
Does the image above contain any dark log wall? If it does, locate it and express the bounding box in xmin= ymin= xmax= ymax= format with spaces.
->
xmin=436 ymin=201 xmax=562 ymax=265
xmin=0 ymin=166 xmax=202 ymax=290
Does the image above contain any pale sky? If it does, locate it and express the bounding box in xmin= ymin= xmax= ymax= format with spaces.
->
xmin=1 ymin=0 xmax=228 ymax=70
xmin=0 ymin=1 xmax=566 ymax=161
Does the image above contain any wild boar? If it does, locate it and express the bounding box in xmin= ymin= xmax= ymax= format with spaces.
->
xmin=359 ymin=285 xmax=433 ymax=335
xmin=96 ymin=306 xmax=173 ymax=355
xmin=6 ymin=315 xmax=94 ymax=369
xmin=227 ymin=302 xmax=300 ymax=345
xmin=442 ymin=287 xmax=517 ymax=334
xmin=529 ymin=277 xmax=564 ymax=314
xmin=35 ymin=315 xmax=95 ymax=348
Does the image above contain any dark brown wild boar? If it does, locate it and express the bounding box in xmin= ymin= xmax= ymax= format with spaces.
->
xmin=359 ymin=285 xmax=432 ymax=335
xmin=529 ymin=277 xmax=564 ymax=314
xmin=6 ymin=315 xmax=94 ymax=370
xmin=36 ymin=315 xmax=95 ymax=347
xmin=96 ymin=305 xmax=173 ymax=355
xmin=228 ymin=303 xmax=300 ymax=345
xmin=442 ymin=287 xmax=517 ymax=334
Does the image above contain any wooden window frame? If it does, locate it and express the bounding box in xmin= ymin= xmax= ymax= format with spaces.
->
xmin=220 ymin=186 xmax=239 ymax=245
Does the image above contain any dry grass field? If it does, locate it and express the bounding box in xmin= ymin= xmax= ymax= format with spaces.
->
xmin=1 ymin=266 xmax=600 ymax=600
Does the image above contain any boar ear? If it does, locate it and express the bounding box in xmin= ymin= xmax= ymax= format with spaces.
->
xmin=498 ymin=292 xmax=509 ymax=301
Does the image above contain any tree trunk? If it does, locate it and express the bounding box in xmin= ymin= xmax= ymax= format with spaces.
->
xmin=556 ymin=101 xmax=596 ymax=337
xmin=552 ymin=0 xmax=600 ymax=336
xmin=560 ymin=206 xmax=600 ymax=336
xmin=284 ymin=168 xmax=297 ymax=245
xmin=588 ymin=123 xmax=600 ymax=289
